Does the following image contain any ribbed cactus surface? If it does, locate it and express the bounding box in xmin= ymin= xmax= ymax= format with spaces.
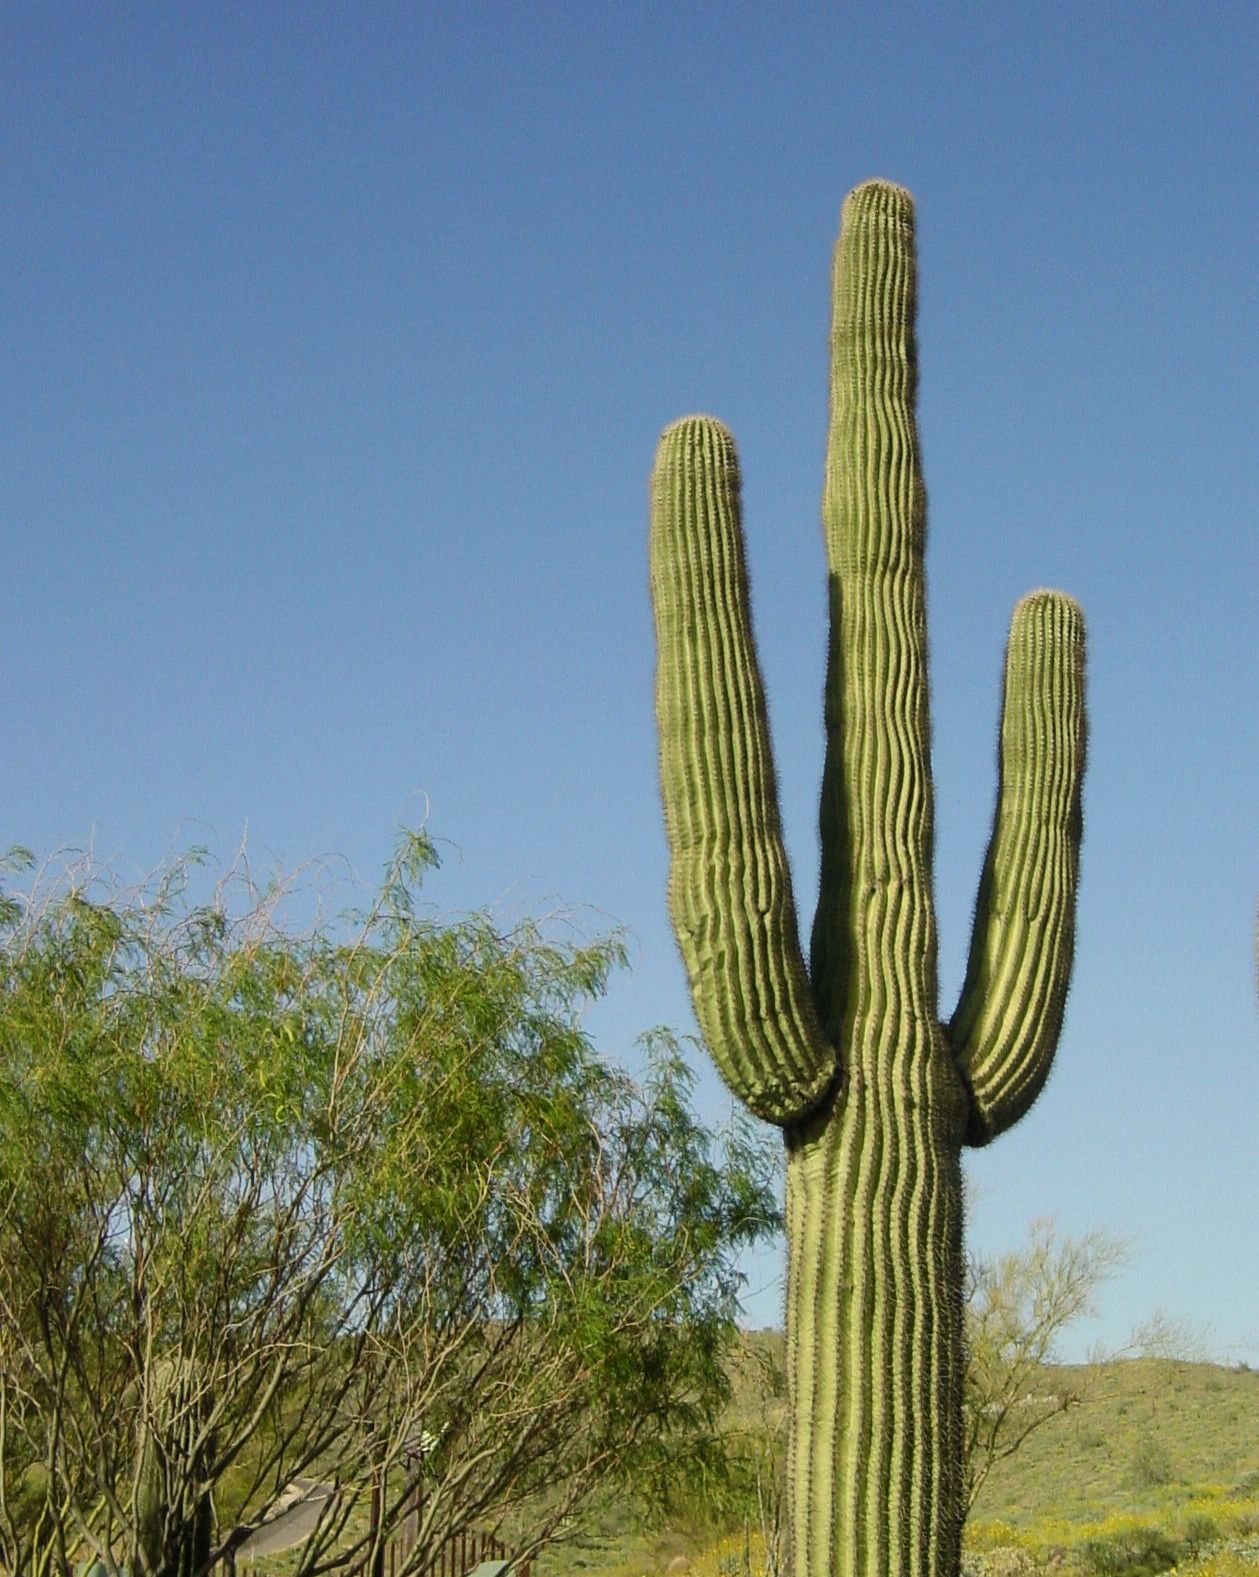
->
xmin=136 ymin=1357 xmax=215 ymax=1577
xmin=650 ymin=180 xmax=1086 ymax=1577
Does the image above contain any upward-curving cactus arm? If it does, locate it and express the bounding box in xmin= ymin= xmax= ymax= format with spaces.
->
xmin=949 ymin=590 xmax=1087 ymax=1146
xmin=650 ymin=418 xmax=836 ymax=1126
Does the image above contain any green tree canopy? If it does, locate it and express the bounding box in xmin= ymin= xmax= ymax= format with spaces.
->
xmin=0 ymin=832 xmax=779 ymax=1577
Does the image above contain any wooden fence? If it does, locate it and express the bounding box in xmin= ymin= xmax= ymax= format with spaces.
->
xmin=390 ymin=1523 xmax=524 ymax=1577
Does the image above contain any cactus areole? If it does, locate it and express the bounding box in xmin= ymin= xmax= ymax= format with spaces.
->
xmin=649 ymin=180 xmax=1086 ymax=1577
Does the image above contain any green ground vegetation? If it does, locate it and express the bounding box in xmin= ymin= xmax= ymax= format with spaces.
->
xmin=232 ymin=1345 xmax=1259 ymax=1577
xmin=551 ymin=1343 xmax=1259 ymax=1577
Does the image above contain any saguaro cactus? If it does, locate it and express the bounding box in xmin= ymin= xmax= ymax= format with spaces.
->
xmin=649 ymin=180 xmax=1086 ymax=1577
xmin=135 ymin=1357 xmax=215 ymax=1577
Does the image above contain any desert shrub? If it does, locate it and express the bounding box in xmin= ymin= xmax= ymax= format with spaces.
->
xmin=1129 ymin=1433 xmax=1176 ymax=1490
xmin=1180 ymin=1513 xmax=1222 ymax=1554
xmin=967 ymin=1521 xmax=1026 ymax=1553
xmin=688 ymin=1530 xmax=770 ymax=1577
xmin=960 ymin=1548 xmax=1042 ymax=1576
xmin=1174 ymin=1555 xmax=1259 ymax=1577
xmin=1078 ymin=1523 xmax=1180 ymax=1576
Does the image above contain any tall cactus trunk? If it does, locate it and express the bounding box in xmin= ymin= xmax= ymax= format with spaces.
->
xmin=649 ymin=180 xmax=1086 ymax=1577
xmin=781 ymin=183 xmax=968 ymax=1575
xmin=785 ymin=1076 xmax=966 ymax=1577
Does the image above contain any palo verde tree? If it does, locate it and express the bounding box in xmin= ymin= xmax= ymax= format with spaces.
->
xmin=649 ymin=180 xmax=1087 ymax=1577
xmin=0 ymin=833 xmax=778 ymax=1577
xmin=962 ymin=1218 xmax=1126 ymax=1515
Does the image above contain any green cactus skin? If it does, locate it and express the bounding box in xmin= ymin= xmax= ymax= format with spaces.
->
xmin=650 ymin=180 xmax=1086 ymax=1577
xmin=136 ymin=1358 xmax=215 ymax=1577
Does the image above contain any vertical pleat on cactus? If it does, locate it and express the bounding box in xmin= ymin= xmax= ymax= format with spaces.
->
xmin=136 ymin=1357 xmax=215 ymax=1577
xmin=649 ymin=180 xmax=1087 ymax=1577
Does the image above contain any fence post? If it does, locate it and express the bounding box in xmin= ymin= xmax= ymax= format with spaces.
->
xmin=371 ymin=1462 xmax=385 ymax=1577
xmin=402 ymin=1442 xmax=422 ymax=1561
xmin=364 ymin=1415 xmax=386 ymax=1577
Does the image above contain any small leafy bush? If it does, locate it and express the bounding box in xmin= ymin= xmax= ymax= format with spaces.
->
xmin=1173 ymin=1555 xmax=1259 ymax=1577
xmin=1078 ymin=1524 xmax=1181 ymax=1576
xmin=1129 ymin=1434 xmax=1175 ymax=1490
xmin=960 ymin=1549 xmax=1040 ymax=1577
xmin=1181 ymin=1513 xmax=1222 ymax=1554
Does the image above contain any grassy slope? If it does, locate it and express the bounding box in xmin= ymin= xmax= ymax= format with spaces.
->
xmin=720 ymin=1342 xmax=1259 ymax=1523
xmin=543 ymin=1342 xmax=1259 ymax=1577
xmin=970 ymin=1357 xmax=1259 ymax=1526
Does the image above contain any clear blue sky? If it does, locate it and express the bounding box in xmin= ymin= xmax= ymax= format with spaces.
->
xmin=3 ymin=4 xmax=1256 ymax=1360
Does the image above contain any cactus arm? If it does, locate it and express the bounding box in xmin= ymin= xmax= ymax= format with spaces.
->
xmin=811 ymin=180 xmax=941 ymax=1044
xmin=650 ymin=416 xmax=836 ymax=1125
xmin=949 ymin=591 xmax=1087 ymax=1146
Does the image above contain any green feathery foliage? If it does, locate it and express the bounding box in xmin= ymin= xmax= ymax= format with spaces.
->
xmin=649 ymin=179 xmax=1087 ymax=1577
xmin=0 ymin=833 xmax=781 ymax=1575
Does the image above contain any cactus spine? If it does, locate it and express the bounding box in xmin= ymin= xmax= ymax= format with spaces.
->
xmin=649 ymin=181 xmax=1086 ymax=1577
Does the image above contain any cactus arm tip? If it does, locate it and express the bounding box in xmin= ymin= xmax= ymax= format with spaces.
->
xmin=843 ymin=176 xmax=915 ymax=215
xmin=949 ymin=587 xmax=1087 ymax=1146
xmin=650 ymin=415 xmax=836 ymax=1126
